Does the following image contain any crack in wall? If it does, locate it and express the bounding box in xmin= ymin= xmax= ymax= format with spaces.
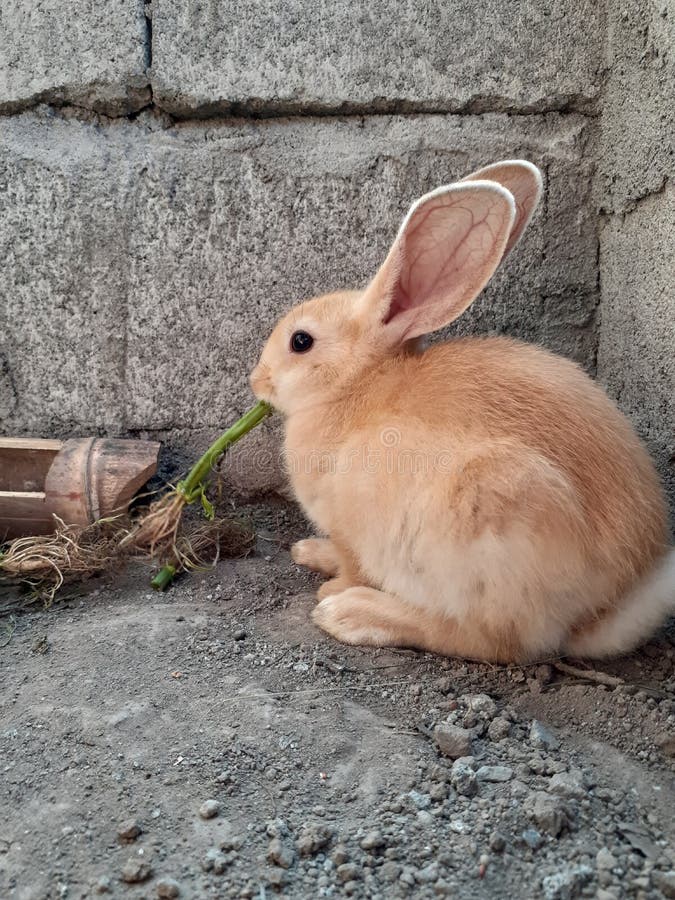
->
xmin=0 ymin=88 xmax=600 ymax=125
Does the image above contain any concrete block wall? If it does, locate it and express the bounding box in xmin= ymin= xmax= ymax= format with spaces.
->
xmin=0 ymin=1 xmax=672 ymax=509
xmin=595 ymin=0 xmax=674 ymax=511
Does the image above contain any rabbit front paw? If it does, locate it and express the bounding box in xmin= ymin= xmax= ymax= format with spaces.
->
xmin=291 ymin=538 xmax=340 ymax=576
xmin=312 ymin=587 xmax=401 ymax=647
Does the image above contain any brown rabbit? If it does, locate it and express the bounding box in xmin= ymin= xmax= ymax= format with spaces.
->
xmin=250 ymin=161 xmax=673 ymax=663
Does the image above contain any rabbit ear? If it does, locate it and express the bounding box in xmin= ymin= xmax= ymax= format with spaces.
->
xmin=462 ymin=160 xmax=542 ymax=258
xmin=363 ymin=181 xmax=516 ymax=342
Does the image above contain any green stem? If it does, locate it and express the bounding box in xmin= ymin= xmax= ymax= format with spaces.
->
xmin=176 ymin=400 xmax=273 ymax=502
xmin=152 ymin=564 xmax=177 ymax=591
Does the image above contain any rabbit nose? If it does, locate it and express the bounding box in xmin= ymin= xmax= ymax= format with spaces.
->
xmin=250 ymin=363 xmax=270 ymax=396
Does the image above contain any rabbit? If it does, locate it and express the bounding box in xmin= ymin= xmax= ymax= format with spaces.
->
xmin=249 ymin=160 xmax=674 ymax=663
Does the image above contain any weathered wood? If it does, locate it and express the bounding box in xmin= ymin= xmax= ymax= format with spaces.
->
xmin=0 ymin=439 xmax=63 ymax=492
xmin=0 ymin=438 xmax=160 ymax=539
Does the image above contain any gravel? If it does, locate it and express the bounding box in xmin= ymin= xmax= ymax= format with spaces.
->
xmin=1 ymin=513 xmax=674 ymax=900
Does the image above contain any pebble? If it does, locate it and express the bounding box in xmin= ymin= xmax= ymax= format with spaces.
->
xmin=121 ymin=859 xmax=152 ymax=884
xmin=117 ymin=819 xmax=142 ymax=842
xmin=266 ymin=866 xmax=287 ymax=888
xmin=267 ymin=837 xmax=294 ymax=869
xmin=156 ymin=878 xmax=181 ymax=898
xmin=548 ymin=772 xmax=586 ymax=800
xmin=434 ymin=723 xmax=473 ymax=759
xmin=596 ymin=847 xmax=617 ymax=871
xmin=360 ymin=830 xmax=386 ymax=851
xmin=530 ymin=720 xmax=560 ymax=751
xmin=331 ymin=844 xmax=349 ymax=866
xmin=487 ymin=717 xmax=512 ymax=741
xmin=407 ymin=790 xmax=431 ymax=810
xmin=489 ymin=832 xmax=506 ymax=852
xmin=95 ymin=876 xmax=112 ymax=894
xmin=522 ymin=829 xmax=543 ymax=850
xmin=199 ymin=800 xmax=220 ymax=820
xmin=476 ymin=765 xmax=514 ymax=782
xmin=202 ymin=848 xmax=231 ymax=874
xmin=541 ymin=864 xmax=593 ymax=900
xmin=337 ymin=863 xmax=361 ymax=883
xmin=655 ymin=733 xmax=675 ymax=758
xmin=462 ymin=693 xmax=497 ymax=718
xmin=297 ymin=823 xmax=334 ymax=856
xmin=526 ymin=792 xmax=569 ymax=837
xmin=416 ymin=862 xmax=439 ymax=883
xmin=379 ymin=861 xmax=401 ymax=883
xmin=451 ymin=758 xmax=478 ymax=797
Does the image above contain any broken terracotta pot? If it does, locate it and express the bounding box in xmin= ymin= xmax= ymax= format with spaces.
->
xmin=0 ymin=437 xmax=160 ymax=539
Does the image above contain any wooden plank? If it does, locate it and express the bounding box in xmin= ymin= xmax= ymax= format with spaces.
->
xmin=0 ymin=441 xmax=63 ymax=492
xmin=0 ymin=438 xmax=63 ymax=450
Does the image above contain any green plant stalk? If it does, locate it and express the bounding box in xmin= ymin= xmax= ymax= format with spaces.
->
xmin=151 ymin=564 xmax=176 ymax=591
xmin=175 ymin=400 xmax=273 ymax=504
xmin=152 ymin=399 xmax=273 ymax=591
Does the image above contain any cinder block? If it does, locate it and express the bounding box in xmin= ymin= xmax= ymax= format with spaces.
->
xmin=0 ymin=0 xmax=149 ymax=115
xmin=151 ymin=0 xmax=604 ymax=116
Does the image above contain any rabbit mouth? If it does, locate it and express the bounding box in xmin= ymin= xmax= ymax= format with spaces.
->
xmin=249 ymin=364 xmax=274 ymax=401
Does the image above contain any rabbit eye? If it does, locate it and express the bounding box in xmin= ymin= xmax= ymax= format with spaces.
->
xmin=290 ymin=331 xmax=314 ymax=353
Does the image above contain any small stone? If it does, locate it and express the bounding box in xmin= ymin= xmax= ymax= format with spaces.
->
xmin=202 ymin=848 xmax=231 ymax=874
xmin=233 ymin=628 xmax=247 ymax=640
xmin=407 ymin=790 xmax=431 ymax=810
xmin=596 ymin=848 xmax=616 ymax=871
xmin=462 ymin=693 xmax=497 ymax=718
xmin=296 ymin=823 xmax=334 ymax=856
xmin=117 ymin=819 xmax=142 ymax=842
xmin=548 ymin=772 xmax=586 ymax=800
xmin=653 ymin=871 xmax=675 ymax=899
xmin=219 ymin=834 xmax=243 ymax=852
xmin=489 ymin=832 xmax=506 ymax=852
xmin=337 ymin=863 xmax=361 ymax=883
xmin=655 ymin=733 xmax=675 ymax=757
xmin=267 ymin=837 xmax=294 ymax=869
xmin=522 ymin=829 xmax=543 ymax=850
xmin=266 ymin=866 xmax=287 ymax=888
xmin=266 ymin=818 xmax=290 ymax=839
xmin=526 ymin=792 xmax=569 ymax=837
xmin=331 ymin=844 xmax=349 ymax=866
xmin=487 ymin=717 xmax=512 ymax=741
xmin=199 ymin=800 xmax=220 ymax=820
xmin=121 ymin=859 xmax=152 ymax=884
xmin=476 ymin=765 xmax=513 ymax=783
xmin=156 ymin=878 xmax=181 ymax=898
xmin=416 ymin=863 xmax=439 ymax=883
xmin=530 ymin=720 xmax=560 ymax=751
xmin=429 ymin=782 xmax=448 ymax=802
xmin=541 ymin=865 xmax=593 ymax=900
xmin=95 ymin=876 xmax=112 ymax=894
xmin=451 ymin=758 xmax=478 ymax=797
xmin=434 ymin=723 xmax=472 ymax=759
xmin=379 ymin=861 xmax=401 ymax=883
xmin=435 ymin=677 xmax=453 ymax=694
xmin=360 ymin=830 xmax=386 ymax=851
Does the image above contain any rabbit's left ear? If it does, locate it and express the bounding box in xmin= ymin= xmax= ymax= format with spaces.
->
xmin=462 ymin=159 xmax=543 ymax=258
xmin=362 ymin=181 xmax=516 ymax=342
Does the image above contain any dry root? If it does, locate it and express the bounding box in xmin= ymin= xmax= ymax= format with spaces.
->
xmin=0 ymin=497 xmax=254 ymax=608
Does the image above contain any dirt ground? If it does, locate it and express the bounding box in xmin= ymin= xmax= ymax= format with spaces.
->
xmin=1 ymin=503 xmax=674 ymax=900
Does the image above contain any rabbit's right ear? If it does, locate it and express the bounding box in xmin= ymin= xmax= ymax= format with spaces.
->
xmin=462 ymin=160 xmax=543 ymax=258
xmin=361 ymin=181 xmax=516 ymax=343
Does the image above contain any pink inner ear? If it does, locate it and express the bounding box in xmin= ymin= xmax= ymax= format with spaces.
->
xmin=383 ymin=203 xmax=482 ymax=324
